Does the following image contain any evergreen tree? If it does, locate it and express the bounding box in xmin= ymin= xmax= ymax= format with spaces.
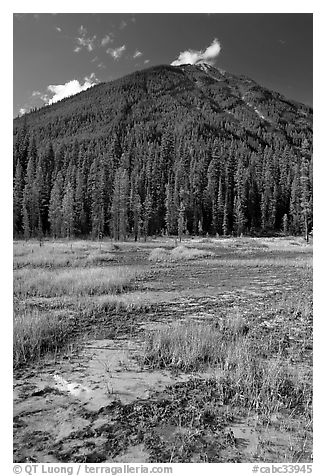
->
xmin=61 ymin=182 xmax=75 ymax=238
xmin=74 ymin=160 xmax=88 ymax=236
xmin=290 ymin=163 xmax=301 ymax=234
xmin=178 ymin=199 xmax=186 ymax=242
xmin=13 ymin=160 xmax=24 ymax=236
xmin=90 ymin=157 xmax=106 ymax=239
xmin=282 ymin=214 xmax=288 ymax=235
xmin=142 ymin=192 xmax=152 ymax=242
xmin=300 ymin=157 xmax=312 ymax=242
xmin=110 ymin=168 xmax=129 ymax=240
xmin=216 ymin=177 xmax=224 ymax=235
xmin=22 ymin=154 xmax=38 ymax=237
xmin=130 ymin=179 xmax=142 ymax=242
xmin=165 ymin=181 xmax=177 ymax=235
xmin=222 ymin=193 xmax=229 ymax=236
xmin=49 ymin=172 xmax=64 ymax=238
xmin=233 ymin=195 xmax=246 ymax=236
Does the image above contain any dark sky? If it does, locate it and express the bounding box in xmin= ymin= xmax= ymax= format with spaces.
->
xmin=13 ymin=13 xmax=313 ymax=117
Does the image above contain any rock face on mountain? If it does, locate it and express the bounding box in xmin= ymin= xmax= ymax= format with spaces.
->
xmin=13 ymin=64 xmax=312 ymax=239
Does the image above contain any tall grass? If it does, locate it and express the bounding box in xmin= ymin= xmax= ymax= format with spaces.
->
xmin=143 ymin=311 xmax=312 ymax=418
xmin=13 ymin=241 xmax=148 ymax=367
xmin=144 ymin=322 xmax=222 ymax=371
xmin=14 ymin=266 xmax=140 ymax=298
xmin=13 ymin=242 xmax=116 ymax=269
xmin=13 ymin=308 xmax=75 ymax=367
xmin=148 ymin=245 xmax=213 ymax=262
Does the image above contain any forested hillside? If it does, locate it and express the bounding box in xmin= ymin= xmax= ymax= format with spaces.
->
xmin=13 ymin=63 xmax=313 ymax=240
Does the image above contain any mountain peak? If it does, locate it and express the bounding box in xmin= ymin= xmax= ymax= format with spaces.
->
xmin=13 ymin=62 xmax=312 ymax=239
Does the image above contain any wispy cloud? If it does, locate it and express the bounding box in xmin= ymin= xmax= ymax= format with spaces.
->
xmin=74 ymin=25 xmax=96 ymax=53
xmin=144 ymin=59 xmax=150 ymax=65
xmin=101 ymin=34 xmax=113 ymax=47
xmin=119 ymin=20 xmax=127 ymax=30
xmin=55 ymin=26 xmax=62 ymax=32
xmin=171 ymin=38 xmax=222 ymax=66
xmin=106 ymin=45 xmax=126 ymax=60
xmin=32 ymin=73 xmax=99 ymax=106
xmin=32 ymin=90 xmax=49 ymax=102
xmin=97 ymin=62 xmax=106 ymax=69
xmin=133 ymin=50 xmax=143 ymax=59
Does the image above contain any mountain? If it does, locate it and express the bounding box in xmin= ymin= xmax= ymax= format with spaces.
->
xmin=13 ymin=63 xmax=313 ymax=240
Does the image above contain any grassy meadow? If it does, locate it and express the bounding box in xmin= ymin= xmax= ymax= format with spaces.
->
xmin=13 ymin=236 xmax=313 ymax=463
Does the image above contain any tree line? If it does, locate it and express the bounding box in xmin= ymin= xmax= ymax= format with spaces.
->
xmin=13 ymin=129 xmax=312 ymax=242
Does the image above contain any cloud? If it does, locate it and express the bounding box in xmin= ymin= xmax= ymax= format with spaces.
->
xmin=55 ymin=26 xmax=62 ymax=32
xmin=33 ymin=74 xmax=99 ymax=106
xmin=48 ymin=74 xmax=99 ymax=104
xmin=32 ymin=90 xmax=49 ymax=102
xmin=19 ymin=108 xmax=27 ymax=116
xmin=74 ymin=25 xmax=96 ymax=53
xmin=78 ymin=25 xmax=87 ymax=36
xmin=171 ymin=38 xmax=221 ymax=66
xmin=144 ymin=59 xmax=150 ymax=65
xmin=101 ymin=34 xmax=113 ymax=46
xmin=133 ymin=50 xmax=143 ymax=59
xmin=97 ymin=62 xmax=106 ymax=69
xmin=119 ymin=20 xmax=127 ymax=30
xmin=106 ymin=45 xmax=126 ymax=60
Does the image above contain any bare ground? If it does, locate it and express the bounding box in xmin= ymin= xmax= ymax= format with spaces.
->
xmin=13 ymin=237 xmax=313 ymax=463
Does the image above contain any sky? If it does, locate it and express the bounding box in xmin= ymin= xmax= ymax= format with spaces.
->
xmin=13 ymin=13 xmax=313 ymax=117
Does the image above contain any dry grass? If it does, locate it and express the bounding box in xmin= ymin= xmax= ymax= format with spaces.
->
xmin=144 ymin=321 xmax=222 ymax=371
xmin=14 ymin=266 xmax=140 ymax=298
xmin=13 ymin=241 xmax=118 ymax=269
xmin=13 ymin=241 xmax=147 ymax=366
xmin=13 ymin=308 xmax=75 ymax=367
xmin=85 ymin=250 xmax=115 ymax=266
xmin=209 ymin=256 xmax=312 ymax=268
xmin=148 ymin=247 xmax=170 ymax=262
xmin=143 ymin=302 xmax=312 ymax=419
xmin=148 ymin=245 xmax=213 ymax=262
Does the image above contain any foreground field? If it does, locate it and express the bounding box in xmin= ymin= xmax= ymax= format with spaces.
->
xmin=13 ymin=236 xmax=313 ymax=463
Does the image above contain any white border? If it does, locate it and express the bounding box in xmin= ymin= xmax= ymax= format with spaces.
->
xmin=4 ymin=2 xmax=323 ymax=474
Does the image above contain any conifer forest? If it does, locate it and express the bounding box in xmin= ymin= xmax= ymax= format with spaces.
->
xmin=13 ymin=64 xmax=313 ymax=241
